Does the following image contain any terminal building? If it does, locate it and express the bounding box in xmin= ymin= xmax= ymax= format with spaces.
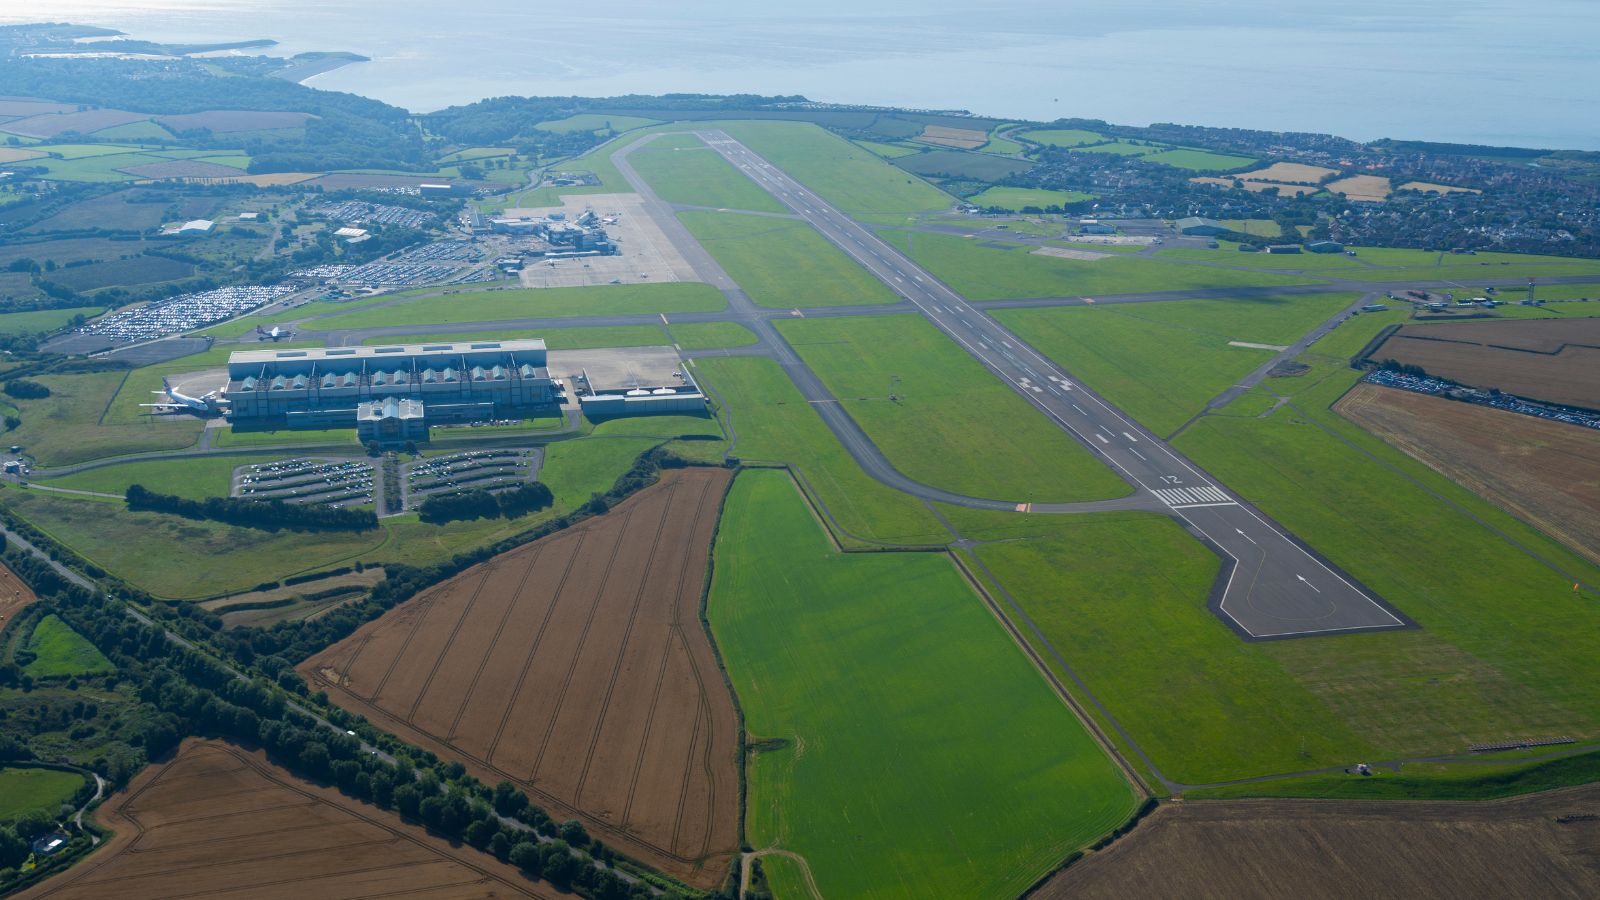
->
xmin=224 ymin=340 xmax=562 ymax=434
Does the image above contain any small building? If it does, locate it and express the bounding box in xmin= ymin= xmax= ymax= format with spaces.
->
xmin=496 ymin=256 xmax=524 ymax=272
xmin=356 ymin=397 xmax=427 ymax=444
xmin=1360 ymin=304 xmax=1388 ymax=312
xmin=32 ymin=831 xmax=70 ymax=856
xmin=1176 ymin=216 xmax=1226 ymax=236
xmin=178 ymin=219 xmax=214 ymax=234
xmin=1078 ymin=223 xmax=1116 ymax=235
xmin=1307 ymin=240 xmax=1344 ymax=253
xmin=334 ymin=227 xmax=369 ymax=239
xmin=419 ymin=182 xmax=471 ymax=198
xmin=237 ymin=211 xmax=260 ymax=221
xmin=1265 ymin=244 xmax=1302 ymax=254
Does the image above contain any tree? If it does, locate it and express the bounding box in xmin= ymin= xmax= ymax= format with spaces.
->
xmin=393 ymin=783 xmax=421 ymax=818
xmin=509 ymin=840 xmax=543 ymax=876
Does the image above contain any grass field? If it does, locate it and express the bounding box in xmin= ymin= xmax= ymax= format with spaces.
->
xmin=776 ymin=315 xmax=1130 ymax=502
xmin=48 ymin=454 xmax=283 ymax=500
xmin=212 ymin=426 xmax=361 ymax=450
xmin=692 ymin=356 xmax=947 ymax=546
xmin=23 ymin=614 xmax=115 ymax=677
xmin=0 ymin=767 xmax=83 ymax=821
xmin=628 ymin=133 xmax=787 ymax=212
xmin=852 ymin=139 xmax=922 ymax=159
xmin=1141 ymin=148 xmax=1257 ymax=170
xmin=0 ymin=306 xmax=102 ymax=336
xmin=880 ymin=230 xmax=1321 ymax=299
xmin=667 ymin=321 xmax=757 ymax=349
xmin=1068 ymin=141 xmax=1162 ymax=157
xmin=1018 ymin=129 xmax=1106 ymax=148
xmin=357 ymin=324 xmax=670 ymax=349
xmin=968 ymin=186 xmax=1094 ymax=210
xmin=708 ymin=469 xmax=1136 ymax=899
xmin=7 ymin=372 xmax=202 ymax=465
xmin=716 ymin=120 xmax=954 ymax=224
xmin=678 ymin=210 xmax=897 ymax=308
xmin=305 ymin=282 xmax=726 ymax=330
xmin=992 ymin=292 xmax=1361 ymax=435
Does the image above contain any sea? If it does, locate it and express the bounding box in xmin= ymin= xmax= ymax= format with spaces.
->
xmin=3 ymin=0 xmax=1598 ymax=149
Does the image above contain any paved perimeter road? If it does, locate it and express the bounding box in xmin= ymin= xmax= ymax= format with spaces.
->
xmin=693 ymin=129 xmax=1409 ymax=640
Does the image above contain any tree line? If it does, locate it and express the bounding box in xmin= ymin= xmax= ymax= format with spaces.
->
xmin=124 ymin=485 xmax=379 ymax=532
xmin=418 ymin=482 xmax=554 ymax=524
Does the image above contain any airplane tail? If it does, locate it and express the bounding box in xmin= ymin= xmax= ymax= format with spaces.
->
xmin=162 ymin=377 xmax=174 ymax=394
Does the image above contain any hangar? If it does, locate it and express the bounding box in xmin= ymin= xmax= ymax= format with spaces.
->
xmin=224 ymin=339 xmax=562 ymax=431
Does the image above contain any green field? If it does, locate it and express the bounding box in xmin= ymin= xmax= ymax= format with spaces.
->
xmin=1017 ymin=129 xmax=1106 ymax=148
xmin=305 ymin=283 xmax=726 ymax=330
xmin=852 ymin=139 xmax=922 ymax=159
xmin=628 ymin=134 xmax=787 ymax=212
xmin=692 ymin=356 xmax=947 ymax=546
xmin=678 ymin=210 xmax=897 ymax=308
xmin=30 ymin=144 xmax=144 ymax=160
xmin=535 ymin=113 xmax=662 ymax=134
xmin=0 ymin=306 xmax=102 ymax=336
xmin=1068 ymin=140 xmax=1163 ymax=157
xmin=880 ymin=230 xmax=1322 ymax=299
xmin=88 ymin=120 xmax=174 ymax=141
xmin=24 ymin=614 xmax=115 ymax=678
xmin=356 ymin=324 xmax=670 ymax=350
xmin=776 ymin=315 xmax=1129 ymax=502
xmin=47 ymin=454 xmax=283 ymax=500
xmin=992 ymin=292 xmax=1360 ymax=435
xmin=708 ymin=469 xmax=1136 ymax=899
xmin=716 ymin=120 xmax=954 ymax=224
xmin=7 ymin=372 xmax=202 ymax=465
xmin=968 ymin=186 xmax=1094 ymax=210
xmin=666 ymin=321 xmax=758 ymax=349
xmin=1141 ymin=148 xmax=1257 ymax=170
xmin=0 ymin=767 xmax=84 ymax=821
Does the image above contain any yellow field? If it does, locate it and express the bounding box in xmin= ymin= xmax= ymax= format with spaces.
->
xmin=0 ymin=147 xmax=45 ymax=163
xmin=1235 ymin=162 xmax=1338 ymax=183
xmin=1398 ymin=181 xmax=1481 ymax=195
xmin=917 ymin=125 xmax=987 ymax=149
xmin=1327 ymin=174 xmax=1393 ymax=202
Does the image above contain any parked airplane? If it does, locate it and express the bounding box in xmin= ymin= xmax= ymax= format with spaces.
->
xmin=256 ymin=324 xmax=293 ymax=341
xmin=141 ymin=378 xmax=225 ymax=416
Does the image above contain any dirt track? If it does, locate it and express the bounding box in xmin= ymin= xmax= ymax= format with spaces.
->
xmin=1037 ymin=785 xmax=1600 ymax=899
xmin=1338 ymin=382 xmax=1600 ymax=565
xmin=300 ymin=468 xmax=739 ymax=889
xmin=1374 ymin=318 xmax=1600 ymax=409
xmin=17 ymin=738 xmax=554 ymax=899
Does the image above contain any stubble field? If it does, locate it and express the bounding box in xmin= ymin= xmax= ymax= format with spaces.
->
xmin=18 ymin=738 xmax=555 ymax=900
xmin=1036 ymin=785 xmax=1600 ymax=899
xmin=300 ymin=468 xmax=740 ymax=888
xmin=1371 ymin=318 xmax=1600 ymax=408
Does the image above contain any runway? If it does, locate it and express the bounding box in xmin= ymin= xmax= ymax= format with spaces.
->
xmin=691 ymin=128 xmax=1412 ymax=640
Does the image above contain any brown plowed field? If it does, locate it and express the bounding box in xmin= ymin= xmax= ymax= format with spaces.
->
xmin=0 ymin=560 xmax=38 ymax=623
xmin=17 ymin=738 xmax=555 ymax=900
xmin=1036 ymin=784 xmax=1600 ymax=899
xmin=1338 ymin=382 xmax=1600 ymax=565
xmin=1372 ymin=318 xmax=1600 ymax=409
xmin=300 ymin=468 xmax=738 ymax=889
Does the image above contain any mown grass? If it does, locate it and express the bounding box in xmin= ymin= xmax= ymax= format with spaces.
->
xmin=708 ymin=469 xmax=1135 ymax=900
xmin=0 ymin=306 xmax=103 ymax=336
xmin=1187 ymin=749 xmax=1600 ymax=801
xmin=7 ymin=372 xmax=201 ymax=466
xmin=304 ymin=282 xmax=726 ymax=330
xmin=1018 ymin=129 xmax=1106 ymax=148
xmin=968 ymin=186 xmax=1094 ymax=210
xmin=628 ymin=133 xmax=786 ymax=212
xmin=879 ymin=230 xmax=1322 ymax=299
xmin=48 ymin=454 xmax=284 ymax=500
xmin=535 ymin=113 xmax=661 ymax=134
xmin=692 ymin=356 xmax=947 ymax=546
xmin=23 ymin=614 xmax=114 ymax=677
xmin=357 ymin=325 xmax=670 ymax=349
xmin=992 ymin=292 xmax=1360 ymax=435
xmin=1141 ymin=148 xmax=1257 ymax=170
xmin=715 ymin=120 xmax=955 ymax=224
xmin=0 ymin=767 xmax=85 ymax=821
xmin=666 ymin=322 xmax=758 ymax=350
xmin=678 ymin=210 xmax=897 ymax=308
xmin=775 ymin=314 xmax=1130 ymax=503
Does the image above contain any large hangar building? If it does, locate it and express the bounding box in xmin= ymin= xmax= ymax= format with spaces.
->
xmin=224 ymin=339 xmax=562 ymax=431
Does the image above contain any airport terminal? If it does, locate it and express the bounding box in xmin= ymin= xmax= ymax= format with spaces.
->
xmin=224 ymin=339 xmax=563 ymax=436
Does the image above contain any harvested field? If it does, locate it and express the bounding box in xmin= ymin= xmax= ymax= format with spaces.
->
xmin=300 ymin=468 xmax=739 ymax=888
xmin=1191 ymin=176 xmax=1321 ymax=196
xmin=1372 ymin=318 xmax=1600 ymax=409
xmin=17 ymin=738 xmax=556 ymax=900
xmin=187 ymin=172 xmax=318 ymax=187
xmin=1327 ymin=174 xmax=1393 ymax=202
xmin=1035 ymin=785 xmax=1600 ymax=900
xmin=1399 ymin=181 xmax=1481 ymax=195
xmin=156 ymin=110 xmax=313 ymax=133
xmin=48 ymin=256 xmax=194 ymax=292
xmin=0 ymin=147 xmax=45 ymax=164
xmin=0 ymin=99 xmax=74 ymax=117
xmin=916 ymin=124 xmax=987 ymax=149
xmin=0 ymin=109 xmax=150 ymax=139
xmin=119 ymin=159 xmax=247 ymax=179
xmin=1337 ymin=382 xmax=1600 ymax=565
xmin=1233 ymin=162 xmax=1338 ymax=184
xmin=0 ymin=560 xmax=39 ymax=623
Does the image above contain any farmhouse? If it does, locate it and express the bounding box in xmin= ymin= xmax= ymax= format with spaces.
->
xmin=224 ymin=339 xmax=562 ymax=431
xmin=1176 ymin=216 xmax=1226 ymax=235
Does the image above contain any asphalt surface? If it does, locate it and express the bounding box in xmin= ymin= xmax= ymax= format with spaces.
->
xmin=691 ymin=128 xmax=1411 ymax=640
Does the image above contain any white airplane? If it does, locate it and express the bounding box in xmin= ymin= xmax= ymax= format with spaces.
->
xmin=256 ymin=324 xmax=293 ymax=341
xmin=142 ymin=377 xmax=225 ymax=416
